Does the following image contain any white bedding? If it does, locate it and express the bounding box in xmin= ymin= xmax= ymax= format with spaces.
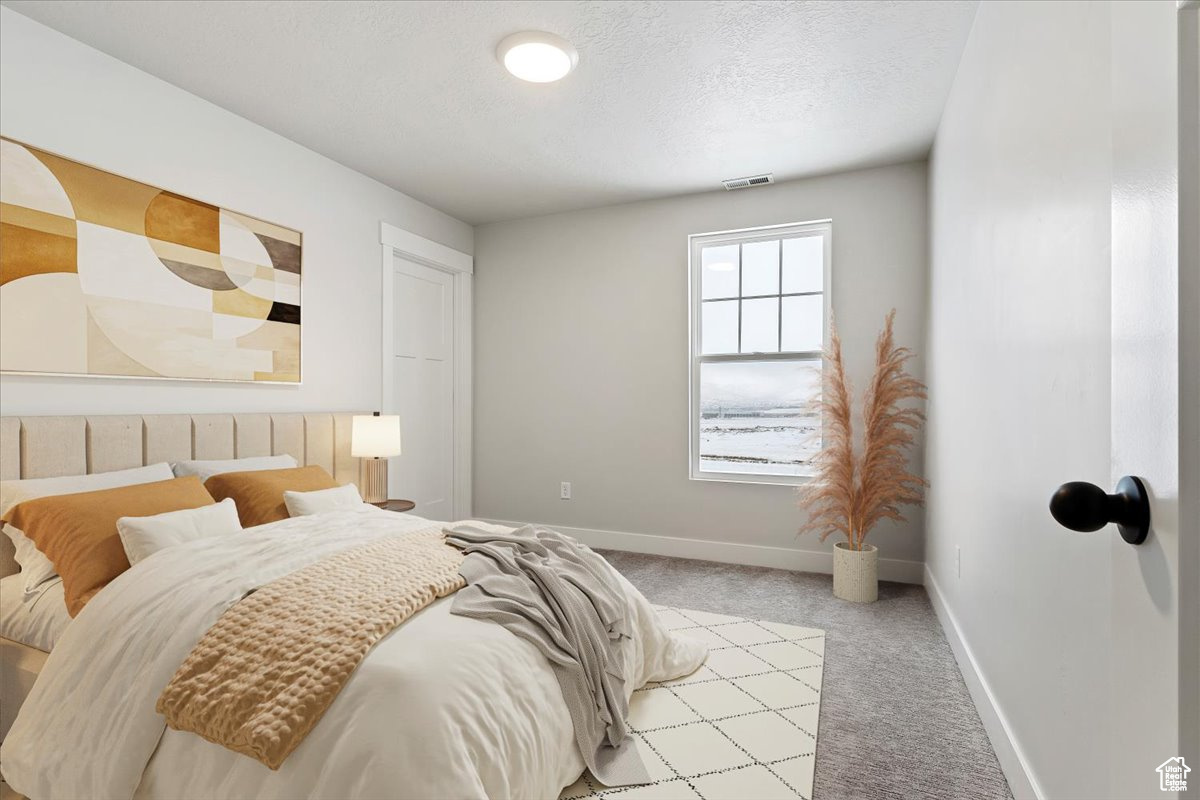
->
xmin=0 ymin=508 xmax=706 ymax=800
xmin=0 ymin=574 xmax=71 ymax=652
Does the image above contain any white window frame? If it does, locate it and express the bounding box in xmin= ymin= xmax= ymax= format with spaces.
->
xmin=687 ymin=219 xmax=832 ymax=486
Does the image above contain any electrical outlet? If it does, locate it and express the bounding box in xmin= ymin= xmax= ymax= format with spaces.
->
xmin=560 ymin=482 xmax=571 ymax=500
xmin=956 ymin=546 xmax=962 ymax=579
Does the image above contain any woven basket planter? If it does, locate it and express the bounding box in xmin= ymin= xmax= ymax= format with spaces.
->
xmin=833 ymin=542 xmax=878 ymax=603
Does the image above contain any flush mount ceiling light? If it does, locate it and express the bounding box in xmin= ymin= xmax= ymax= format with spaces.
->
xmin=497 ymin=31 xmax=578 ymax=83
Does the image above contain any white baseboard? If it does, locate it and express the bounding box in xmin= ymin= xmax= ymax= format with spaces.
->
xmin=479 ymin=518 xmax=925 ymax=584
xmin=924 ymin=566 xmax=1044 ymax=800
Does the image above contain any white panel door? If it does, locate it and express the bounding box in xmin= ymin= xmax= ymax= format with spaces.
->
xmin=1107 ymin=3 xmax=1194 ymax=795
xmin=391 ymin=256 xmax=454 ymax=520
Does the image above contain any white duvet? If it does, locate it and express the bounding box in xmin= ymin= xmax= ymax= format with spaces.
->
xmin=0 ymin=509 xmax=707 ymax=800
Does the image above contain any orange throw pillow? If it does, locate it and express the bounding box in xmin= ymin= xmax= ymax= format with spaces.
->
xmin=2 ymin=476 xmax=215 ymax=617
xmin=205 ymin=465 xmax=340 ymax=528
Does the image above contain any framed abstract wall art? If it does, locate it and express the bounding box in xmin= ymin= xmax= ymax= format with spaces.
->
xmin=0 ymin=137 xmax=301 ymax=383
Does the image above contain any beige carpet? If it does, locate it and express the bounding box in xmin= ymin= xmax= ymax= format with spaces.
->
xmin=598 ymin=550 xmax=1012 ymax=800
xmin=559 ymin=606 xmax=825 ymax=800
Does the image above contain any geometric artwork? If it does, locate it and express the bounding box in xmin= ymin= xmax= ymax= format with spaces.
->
xmin=0 ymin=137 xmax=301 ymax=382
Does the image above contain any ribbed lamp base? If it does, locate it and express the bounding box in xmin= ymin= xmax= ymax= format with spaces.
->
xmin=359 ymin=458 xmax=388 ymax=505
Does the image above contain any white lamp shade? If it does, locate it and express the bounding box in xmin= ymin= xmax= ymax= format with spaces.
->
xmin=351 ymin=415 xmax=402 ymax=458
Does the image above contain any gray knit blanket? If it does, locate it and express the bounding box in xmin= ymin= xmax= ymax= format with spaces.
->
xmin=443 ymin=522 xmax=650 ymax=788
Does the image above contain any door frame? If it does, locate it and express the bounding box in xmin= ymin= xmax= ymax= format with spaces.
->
xmin=1177 ymin=0 xmax=1200 ymax=770
xmin=379 ymin=222 xmax=473 ymax=520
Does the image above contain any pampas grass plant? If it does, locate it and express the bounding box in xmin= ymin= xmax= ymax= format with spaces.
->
xmin=796 ymin=310 xmax=927 ymax=551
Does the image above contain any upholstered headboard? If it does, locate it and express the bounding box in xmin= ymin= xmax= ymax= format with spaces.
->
xmin=0 ymin=412 xmax=368 ymax=578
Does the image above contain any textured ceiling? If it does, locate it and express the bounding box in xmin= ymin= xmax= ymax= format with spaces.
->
xmin=3 ymin=0 xmax=978 ymax=224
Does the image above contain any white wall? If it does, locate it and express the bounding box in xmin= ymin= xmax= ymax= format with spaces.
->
xmin=473 ymin=162 xmax=928 ymax=577
xmin=0 ymin=8 xmax=472 ymax=417
xmin=925 ymin=2 xmax=1119 ymax=797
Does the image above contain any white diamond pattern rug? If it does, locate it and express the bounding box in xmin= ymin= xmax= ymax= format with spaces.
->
xmin=559 ymin=606 xmax=825 ymax=800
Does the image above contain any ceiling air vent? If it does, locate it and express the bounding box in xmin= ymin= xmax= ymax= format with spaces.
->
xmin=722 ymin=173 xmax=774 ymax=191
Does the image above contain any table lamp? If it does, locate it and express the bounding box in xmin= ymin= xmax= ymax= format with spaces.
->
xmin=351 ymin=412 xmax=402 ymax=504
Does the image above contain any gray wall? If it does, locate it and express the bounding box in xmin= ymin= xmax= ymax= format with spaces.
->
xmin=925 ymin=2 xmax=1121 ymax=796
xmin=473 ymin=161 xmax=928 ymax=571
xmin=927 ymin=3 xmax=1196 ymax=796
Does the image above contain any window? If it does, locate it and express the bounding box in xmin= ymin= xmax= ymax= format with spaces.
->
xmin=688 ymin=220 xmax=831 ymax=484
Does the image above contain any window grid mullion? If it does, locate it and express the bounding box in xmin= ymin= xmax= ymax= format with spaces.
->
xmin=777 ymin=238 xmax=783 ymax=351
xmin=736 ymin=242 xmax=742 ymax=354
xmin=700 ymin=290 xmax=822 ymax=303
xmin=697 ymin=352 xmax=822 ymax=363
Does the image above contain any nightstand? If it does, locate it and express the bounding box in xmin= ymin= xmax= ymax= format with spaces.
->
xmin=376 ymin=499 xmax=416 ymax=512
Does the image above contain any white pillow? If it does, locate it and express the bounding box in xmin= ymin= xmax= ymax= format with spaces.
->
xmin=283 ymin=483 xmax=365 ymax=517
xmin=0 ymin=463 xmax=175 ymax=595
xmin=171 ymin=454 xmax=298 ymax=482
xmin=117 ymin=498 xmax=243 ymax=566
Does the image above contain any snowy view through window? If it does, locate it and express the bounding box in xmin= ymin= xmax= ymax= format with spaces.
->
xmin=699 ymin=360 xmax=820 ymax=476
xmin=692 ymin=222 xmax=828 ymax=480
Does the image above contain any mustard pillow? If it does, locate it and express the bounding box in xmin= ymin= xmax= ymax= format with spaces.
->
xmin=2 ymin=476 xmax=215 ymax=617
xmin=205 ymin=465 xmax=340 ymax=528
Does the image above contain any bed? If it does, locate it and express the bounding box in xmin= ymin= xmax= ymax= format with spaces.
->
xmin=0 ymin=413 xmax=371 ymax=744
xmin=0 ymin=575 xmax=70 ymax=653
xmin=0 ymin=413 xmax=705 ymax=800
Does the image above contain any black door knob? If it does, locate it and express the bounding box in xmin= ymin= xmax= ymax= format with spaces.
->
xmin=1049 ymin=475 xmax=1150 ymax=545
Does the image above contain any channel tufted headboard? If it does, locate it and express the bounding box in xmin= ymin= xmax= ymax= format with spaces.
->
xmin=0 ymin=412 xmax=369 ymax=578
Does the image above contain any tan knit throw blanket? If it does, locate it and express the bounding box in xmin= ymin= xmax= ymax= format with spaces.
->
xmin=156 ymin=530 xmax=465 ymax=769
